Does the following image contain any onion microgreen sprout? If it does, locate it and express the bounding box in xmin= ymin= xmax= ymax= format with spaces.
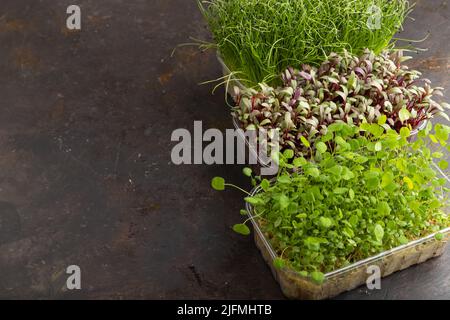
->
xmin=199 ymin=0 xmax=411 ymax=87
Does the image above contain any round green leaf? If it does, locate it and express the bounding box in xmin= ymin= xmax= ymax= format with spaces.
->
xmin=316 ymin=142 xmax=327 ymax=154
xmin=273 ymin=258 xmax=285 ymax=269
xmin=439 ymin=160 xmax=449 ymax=170
xmin=432 ymin=152 xmax=444 ymax=159
xmin=319 ymin=217 xmax=333 ymax=228
xmin=378 ymin=115 xmax=387 ymax=125
xmin=277 ymin=175 xmax=291 ymax=184
xmin=399 ymin=127 xmax=411 ymax=138
xmin=435 ymin=233 xmax=444 ymax=241
xmin=377 ymin=201 xmax=391 ymax=216
xmin=233 ymin=224 xmax=251 ymax=236
xmin=293 ymin=157 xmax=307 ymax=167
xmin=242 ymin=167 xmax=252 ymax=177
xmin=306 ymin=167 xmax=320 ymax=178
xmin=211 ymin=177 xmax=225 ymax=191
xmin=283 ymin=149 xmax=295 ymax=159
xmin=311 ymin=271 xmax=325 ymax=285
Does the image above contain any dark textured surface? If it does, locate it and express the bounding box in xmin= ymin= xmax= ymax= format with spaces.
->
xmin=0 ymin=0 xmax=448 ymax=299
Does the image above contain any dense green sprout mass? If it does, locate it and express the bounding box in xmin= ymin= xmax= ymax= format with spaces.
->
xmin=213 ymin=123 xmax=450 ymax=283
xmin=245 ymin=123 xmax=450 ymax=280
xmin=199 ymin=0 xmax=410 ymax=86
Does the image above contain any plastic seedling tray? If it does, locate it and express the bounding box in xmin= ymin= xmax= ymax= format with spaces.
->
xmin=245 ymin=164 xmax=450 ymax=300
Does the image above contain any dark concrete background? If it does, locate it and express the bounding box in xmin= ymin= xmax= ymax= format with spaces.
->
xmin=0 ymin=0 xmax=448 ymax=299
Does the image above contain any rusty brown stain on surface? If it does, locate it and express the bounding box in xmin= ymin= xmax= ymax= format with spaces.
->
xmin=133 ymin=200 xmax=161 ymax=216
xmin=50 ymin=99 xmax=65 ymax=121
xmin=157 ymin=47 xmax=204 ymax=86
xmin=0 ymin=18 xmax=28 ymax=33
xmin=409 ymin=56 xmax=450 ymax=71
xmin=175 ymin=46 xmax=201 ymax=65
xmin=60 ymin=26 xmax=81 ymax=36
xmin=111 ymin=220 xmax=138 ymax=258
xmin=12 ymin=47 xmax=40 ymax=71
xmin=158 ymin=71 xmax=173 ymax=85
xmin=87 ymin=15 xmax=112 ymax=26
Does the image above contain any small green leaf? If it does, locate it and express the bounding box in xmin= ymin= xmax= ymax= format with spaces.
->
xmin=277 ymin=175 xmax=291 ymax=184
xmin=381 ymin=172 xmax=394 ymax=189
xmin=432 ymin=152 xmax=444 ymax=159
xmin=365 ymin=177 xmax=380 ymax=190
xmin=319 ymin=217 xmax=333 ymax=228
xmin=233 ymin=224 xmax=251 ymax=236
xmin=400 ymin=127 xmax=411 ymax=138
xmin=316 ymin=142 xmax=327 ymax=154
xmin=311 ymin=271 xmax=325 ymax=285
xmin=374 ymin=224 xmax=384 ymax=242
xmin=429 ymin=134 xmax=438 ymax=144
xmin=328 ymin=123 xmax=345 ymax=132
xmin=244 ymin=197 xmax=264 ymax=206
xmin=278 ymin=194 xmax=290 ymax=210
xmin=274 ymin=217 xmax=282 ymax=228
xmin=378 ymin=115 xmax=387 ymax=125
xmin=435 ymin=233 xmax=444 ymax=241
xmin=377 ymin=201 xmax=391 ymax=216
xmin=283 ymin=149 xmax=294 ymax=159
xmin=439 ymin=160 xmax=449 ymax=170
xmin=399 ymin=235 xmax=409 ymax=245
xmin=306 ymin=167 xmax=320 ymax=178
xmin=335 ymin=136 xmax=347 ymax=146
xmin=299 ymin=271 xmax=309 ymax=277
xmin=341 ymin=167 xmax=355 ymax=180
xmin=300 ymin=136 xmax=310 ymax=148
xmin=333 ymin=187 xmax=348 ymax=195
xmin=211 ymin=177 xmax=225 ymax=191
xmin=374 ymin=142 xmax=382 ymax=152
xmin=260 ymin=179 xmax=270 ymax=191
xmin=273 ymin=258 xmax=285 ymax=269
xmin=242 ymin=167 xmax=252 ymax=177
xmin=403 ymin=176 xmax=414 ymax=190
xmin=293 ymin=157 xmax=307 ymax=167
xmin=399 ymin=108 xmax=411 ymax=123
xmin=349 ymin=189 xmax=355 ymax=200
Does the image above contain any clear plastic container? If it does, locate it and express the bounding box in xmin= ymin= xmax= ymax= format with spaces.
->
xmin=216 ymin=51 xmax=247 ymax=97
xmin=245 ymin=166 xmax=450 ymax=299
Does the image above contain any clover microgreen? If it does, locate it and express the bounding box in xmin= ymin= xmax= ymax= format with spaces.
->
xmin=212 ymin=123 xmax=450 ymax=284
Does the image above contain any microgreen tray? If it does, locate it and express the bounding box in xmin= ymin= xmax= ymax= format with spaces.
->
xmin=245 ymin=165 xmax=450 ymax=300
